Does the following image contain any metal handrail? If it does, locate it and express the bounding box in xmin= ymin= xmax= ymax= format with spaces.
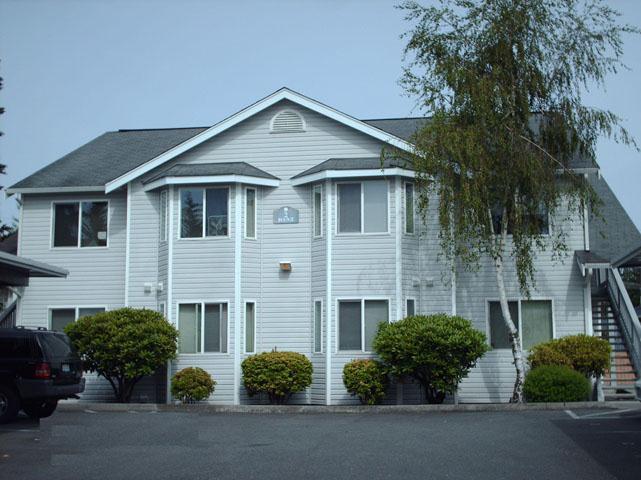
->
xmin=605 ymin=268 xmax=641 ymax=378
xmin=0 ymin=299 xmax=17 ymax=328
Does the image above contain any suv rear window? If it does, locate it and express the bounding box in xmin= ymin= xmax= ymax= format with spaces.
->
xmin=38 ymin=333 xmax=74 ymax=358
xmin=0 ymin=337 xmax=33 ymax=359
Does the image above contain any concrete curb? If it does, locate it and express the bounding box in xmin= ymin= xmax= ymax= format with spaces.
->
xmin=58 ymin=400 xmax=641 ymax=415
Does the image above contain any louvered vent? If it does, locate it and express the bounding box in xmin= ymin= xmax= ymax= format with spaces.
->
xmin=271 ymin=110 xmax=305 ymax=133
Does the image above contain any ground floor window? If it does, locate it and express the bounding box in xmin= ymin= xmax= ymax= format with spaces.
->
xmin=49 ymin=306 xmax=106 ymax=332
xmin=245 ymin=302 xmax=255 ymax=353
xmin=313 ymin=300 xmax=323 ymax=353
xmin=488 ymin=299 xmax=553 ymax=350
xmin=406 ymin=298 xmax=416 ymax=317
xmin=178 ymin=302 xmax=228 ymax=354
xmin=338 ymin=299 xmax=389 ymax=352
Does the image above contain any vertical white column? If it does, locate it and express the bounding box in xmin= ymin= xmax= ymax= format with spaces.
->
xmin=234 ymin=184 xmax=243 ymax=405
xmin=166 ymin=185 xmax=175 ymax=405
xmin=325 ymin=180 xmax=333 ymax=405
xmin=584 ymin=270 xmax=594 ymax=336
xmin=451 ymin=267 xmax=457 ymax=316
xmin=124 ymin=182 xmax=132 ymax=307
xmin=395 ymin=178 xmax=403 ymax=321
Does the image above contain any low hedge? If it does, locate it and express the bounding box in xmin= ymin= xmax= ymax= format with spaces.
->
xmin=343 ymin=359 xmax=389 ymax=405
xmin=523 ymin=365 xmax=591 ymax=402
xmin=242 ymin=351 xmax=313 ymax=404
xmin=171 ymin=367 xmax=216 ymax=403
xmin=528 ymin=335 xmax=611 ymax=377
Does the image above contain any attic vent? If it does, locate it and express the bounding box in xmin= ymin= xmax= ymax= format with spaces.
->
xmin=271 ymin=110 xmax=305 ymax=133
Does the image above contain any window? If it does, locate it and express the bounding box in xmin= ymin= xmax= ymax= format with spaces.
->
xmin=245 ymin=302 xmax=255 ymax=353
xmin=178 ymin=302 xmax=228 ymax=353
xmin=180 ymin=188 xmax=229 ymax=238
xmin=491 ymin=204 xmax=549 ymax=235
xmin=53 ymin=201 xmax=108 ymax=247
xmin=406 ymin=298 xmax=416 ymax=317
xmin=337 ymin=181 xmax=388 ymax=234
xmin=338 ymin=299 xmax=389 ymax=352
xmin=159 ymin=190 xmax=168 ymax=242
xmin=313 ymin=185 xmax=322 ymax=237
xmin=488 ymin=300 xmax=553 ymax=350
xmin=245 ymin=188 xmax=256 ymax=239
xmin=313 ymin=300 xmax=323 ymax=353
xmin=158 ymin=302 xmax=166 ymax=318
xmin=50 ymin=306 xmax=106 ymax=332
xmin=405 ymin=183 xmax=415 ymax=234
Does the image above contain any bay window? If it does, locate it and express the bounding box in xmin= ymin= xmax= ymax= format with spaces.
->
xmin=245 ymin=188 xmax=256 ymax=239
xmin=338 ymin=299 xmax=389 ymax=352
xmin=405 ymin=183 xmax=415 ymax=234
xmin=488 ymin=299 xmax=553 ymax=350
xmin=337 ymin=181 xmax=388 ymax=234
xmin=180 ymin=187 xmax=229 ymax=238
xmin=53 ymin=201 xmax=108 ymax=247
xmin=313 ymin=185 xmax=322 ymax=237
xmin=178 ymin=302 xmax=228 ymax=354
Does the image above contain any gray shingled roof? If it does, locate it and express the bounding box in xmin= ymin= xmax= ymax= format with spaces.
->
xmin=9 ymin=128 xmax=207 ymax=189
xmin=144 ymin=162 xmax=279 ymax=184
xmin=0 ymin=251 xmax=68 ymax=278
xmin=589 ymin=172 xmax=641 ymax=263
xmin=363 ymin=118 xmax=428 ymax=141
xmin=291 ymin=157 xmax=410 ymax=179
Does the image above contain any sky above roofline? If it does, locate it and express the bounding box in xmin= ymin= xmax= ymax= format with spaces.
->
xmin=1 ymin=0 xmax=639 ymax=231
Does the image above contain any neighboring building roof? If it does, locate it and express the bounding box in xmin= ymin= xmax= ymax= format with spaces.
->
xmin=0 ymin=232 xmax=18 ymax=255
xmin=0 ymin=251 xmax=68 ymax=278
xmin=291 ymin=157 xmax=410 ymax=179
xmin=588 ymin=172 xmax=641 ymax=264
xmin=362 ymin=118 xmax=428 ymax=141
xmin=144 ymin=162 xmax=280 ymax=184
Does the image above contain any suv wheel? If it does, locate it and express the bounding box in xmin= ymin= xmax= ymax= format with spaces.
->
xmin=0 ymin=385 xmax=20 ymax=424
xmin=22 ymin=399 xmax=58 ymax=419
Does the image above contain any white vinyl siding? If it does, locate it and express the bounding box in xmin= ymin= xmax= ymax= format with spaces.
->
xmin=338 ymin=299 xmax=389 ymax=352
xmin=337 ymin=181 xmax=388 ymax=234
xmin=179 ymin=187 xmax=229 ymax=238
xmin=245 ymin=188 xmax=256 ymax=239
xmin=178 ymin=302 xmax=228 ymax=354
xmin=488 ymin=299 xmax=553 ymax=350
xmin=52 ymin=200 xmax=108 ymax=248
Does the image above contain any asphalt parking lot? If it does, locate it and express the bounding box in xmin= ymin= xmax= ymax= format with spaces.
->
xmin=1 ymin=406 xmax=640 ymax=480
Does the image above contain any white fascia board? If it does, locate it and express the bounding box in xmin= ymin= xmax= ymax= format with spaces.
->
xmin=143 ymin=175 xmax=279 ymax=191
xmin=290 ymin=168 xmax=416 ymax=186
xmin=6 ymin=186 xmax=105 ymax=195
xmin=105 ymin=88 xmax=415 ymax=193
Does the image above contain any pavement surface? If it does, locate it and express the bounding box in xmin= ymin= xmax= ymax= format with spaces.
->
xmin=1 ymin=406 xmax=640 ymax=480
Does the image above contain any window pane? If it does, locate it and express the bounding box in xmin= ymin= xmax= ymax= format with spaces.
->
xmin=206 ymin=188 xmax=228 ymax=236
xmin=338 ymin=184 xmax=361 ymax=233
xmin=313 ymin=187 xmax=322 ymax=237
xmin=81 ymin=201 xmax=108 ymax=247
xmin=406 ymin=299 xmax=415 ymax=317
xmin=364 ymin=300 xmax=388 ymax=351
xmin=51 ymin=308 xmax=76 ymax=332
xmin=314 ymin=301 xmax=322 ymax=353
xmin=78 ymin=307 xmax=105 ymax=319
xmin=363 ymin=181 xmax=388 ymax=233
xmin=339 ymin=301 xmax=361 ymax=350
xmin=489 ymin=301 xmax=519 ymax=349
xmin=246 ymin=189 xmax=256 ymax=238
xmin=179 ymin=304 xmax=200 ymax=353
xmin=522 ymin=300 xmax=553 ymax=350
xmin=245 ymin=303 xmax=255 ymax=353
xmin=160 ymin=190 xmax=168 ymax=241
xmin=405 ymin=183 xmax=414 ymax=234
xmin=220 ymin=304 xmax=228 ymax=353
xmin=204 ymin=304 xmax=222 ymax=352
xmin=53 ymin=203 xmax=79 ymax=247
xmin=181 ymin=189 xmax=203 ymax=238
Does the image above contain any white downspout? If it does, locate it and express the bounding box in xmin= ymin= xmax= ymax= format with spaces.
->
xmin=124 ymin=182 xmax=132 ymax=307
xmin=395 ymin=178 xmax=403 ymax=321
xmin=166 ymin=185 xmax=175 ymax=404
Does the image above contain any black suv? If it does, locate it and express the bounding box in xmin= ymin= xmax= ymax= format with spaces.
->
xmin=0 ymin=327 xmax=85 ymax=423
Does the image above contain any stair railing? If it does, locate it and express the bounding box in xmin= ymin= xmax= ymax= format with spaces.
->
xmin=605 ymin=268 xmax=641 ymax=378
xmin=0 ymin=299 xmax=17 ymax=329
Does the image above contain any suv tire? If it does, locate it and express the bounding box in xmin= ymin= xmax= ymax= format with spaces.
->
xmin=0 ymin=384 xmax=20 ymax=424
xmin=22 ymin=399 xmax=58 ymax=419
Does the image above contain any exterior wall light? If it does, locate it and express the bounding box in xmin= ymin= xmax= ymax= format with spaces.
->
xmin=279 ymin=261 xmax=292 ymax=272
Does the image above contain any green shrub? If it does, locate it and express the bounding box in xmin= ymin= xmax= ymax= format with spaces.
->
xmin=241 ymin=351 xmax=313 ymax=404
xmin=171 ymin=367 xmax=216 ymax=403
xmin=528 ymin=335 xmax=611 ymax=377
xmin=373 ymin=314 xmax=488 ymax=404
xmin=343 ymin=359 xmax=389 ymax=405
xmin=523 ymin=365 xmax=591 ymax=402
xmin=65 ymin=308 xmax=178 ymax=403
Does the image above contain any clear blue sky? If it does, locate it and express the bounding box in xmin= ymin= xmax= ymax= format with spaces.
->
xmin=1 ymin=0 xmax=640 ymax=230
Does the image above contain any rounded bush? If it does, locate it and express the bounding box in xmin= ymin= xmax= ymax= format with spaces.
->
xmin=241 ymin=351 xmax=313 ymax=404
xmin=343 ymin=359 xmax=389 ymax=405
xmin=528 ymin=335 xmax=610 ymax=377
xmin=171 ymin=367 xmax=216 ymax=403
xmin=373 ymin=314 xmax=488 ymax=404
xmin=524 ymin=365 xmax=591 ymax=402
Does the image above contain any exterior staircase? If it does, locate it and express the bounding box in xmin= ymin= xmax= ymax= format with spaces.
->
xmin=592 ymin=294 xmax=639 ymax=400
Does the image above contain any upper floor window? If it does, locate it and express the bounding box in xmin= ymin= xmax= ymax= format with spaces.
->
xmin=337 ymin=181 xmax=388 ymax=234
xmin=405 ymin=183 xmax=415 ymax=234
xmin=50 ymin=306 xmax=105 ymax=331
xmin=245 ymin=188 xmax=256 ymax=239
xmin=180 ymin=187 xmax=229 ymax=238
xmin=313 ymin=185 xmax=322 ymax=237
xmin=488 ymin=299 xmax=553 ymax=350
xmin=53 ymin=201 xmax=108 ymax=248
xmin=270 ymin=110 xmax=305 ymax=133
xmin=491 ymin=204 xmax=549 ymax=236
xmin=159 ymin=190 xmax=168 ymax=242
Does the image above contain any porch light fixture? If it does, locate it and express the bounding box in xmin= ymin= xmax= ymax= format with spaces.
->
xmin=279 ymin=261 xmax=292 ymax=272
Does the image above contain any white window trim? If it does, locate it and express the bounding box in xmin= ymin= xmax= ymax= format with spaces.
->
xmin=335 ymin=181 xmax=390 ymax=236
xmin=244 ymin=300 xmax=257 ymax=354
xmin=50 ymin=199 xmax=110 ymax=249
xmin=404 ymin=182 xmax=415 ymax=235
xmin=176 ymin=300 xmax=231 ymax=355
xmin=336 ymin=297 xmax=391 ymax=353
xmin=178 ymin=186 xmax=231 ymax=240
xmin=313 ymin=298 xmax=323 ymax=354
xmin=48 ymin=305 xmax=107 ymax=330
xmin=160 ymin=190 xmax=168 ymax=242
xmin=485 ymin=297 xmax=556 ymax=350
xmin=244 ymin=187 xmax=257 ymax=240
xmin=405 ymin=297 xmax=417 ymax=317
xmin=312 ymin=184 xmax=323 ymax=238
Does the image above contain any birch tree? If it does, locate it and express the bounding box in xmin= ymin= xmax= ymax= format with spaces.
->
xmin=397 ymin=0 xmax=637 ymax=402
